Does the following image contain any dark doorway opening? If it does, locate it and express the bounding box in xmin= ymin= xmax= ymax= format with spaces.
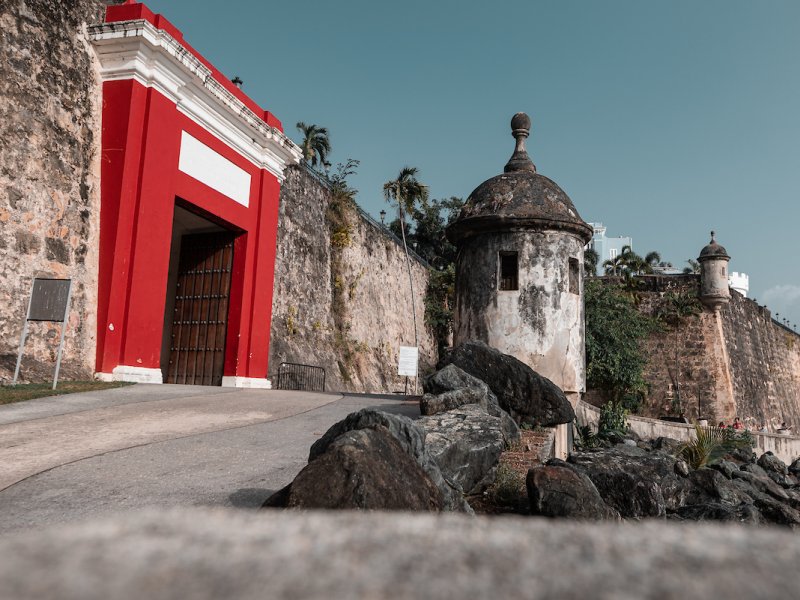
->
xmin=162 ymin=206 xmax=235 ymax=385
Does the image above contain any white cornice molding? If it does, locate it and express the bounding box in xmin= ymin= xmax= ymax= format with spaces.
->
xmin=88 ymin=19 xmax=302 ymax=181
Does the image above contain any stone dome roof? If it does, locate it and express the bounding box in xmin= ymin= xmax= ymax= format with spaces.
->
xmin=447 ymin=113 xmax=592 ymax=244
xmin=698 ymin=231 xmax=730 ymax=262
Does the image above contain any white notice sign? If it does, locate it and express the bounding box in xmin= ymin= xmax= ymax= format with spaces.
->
xmin=398 ymin=346 xmax=419 ymax=377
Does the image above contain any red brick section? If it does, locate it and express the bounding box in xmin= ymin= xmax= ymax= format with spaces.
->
xmin=501 ymin=428 xmax=556 ymax=472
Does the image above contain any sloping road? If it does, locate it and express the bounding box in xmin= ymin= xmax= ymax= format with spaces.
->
xmin=0 ymin=385 xmax=418 ymax=533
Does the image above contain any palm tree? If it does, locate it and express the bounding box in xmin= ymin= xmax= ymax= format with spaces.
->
xmin=645 ymin=251 xmax=661 ymax=268
xmin=603 ymin=254 xmax=625 ymax=276
xmin=683 ymin=259 xmax=700 ymax=274
xmin=383 ymin=166 xmax=429 ymax=217
xmin=295 ymin=122 xmax=331 ymax=167
xmin=383 ymin=167 xmax=429 ymax=356
xmin=584 ymin=248 xmax=599 ymax=276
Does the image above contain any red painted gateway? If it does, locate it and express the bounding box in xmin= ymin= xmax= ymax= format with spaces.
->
xmin=89 ymin=2 xmax=302 ymax=387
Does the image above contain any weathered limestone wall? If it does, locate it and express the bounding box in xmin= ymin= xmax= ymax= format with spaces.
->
xmin=588 ymin=276 xmax=800 ymax=430
xmin=0 ymin=0 xmax=108 ymax=382
xmin=721 ymin=291 xmax=800 ymax=429
xmin=270 ymin=166 xmax=436 ymax=393
xmin=454 ymin=231 xmax=585 ymax=395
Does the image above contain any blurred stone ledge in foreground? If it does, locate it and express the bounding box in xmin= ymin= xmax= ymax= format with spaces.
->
xmin=1 ymin=508 xmax=800 ymax=599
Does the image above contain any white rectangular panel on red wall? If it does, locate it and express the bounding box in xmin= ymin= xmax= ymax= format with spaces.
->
xmin=178 ymin=131 xmax=251 ymax=206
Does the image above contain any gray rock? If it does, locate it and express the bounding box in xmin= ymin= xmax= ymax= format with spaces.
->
xmin=673 ymin=502 xmax=762 ymax=525
xmin=442 ymin=340 xmax=574 ymax=426
xmin=756 ymin=453 xmax=795 ymax=488
xmin=674 ymin=459 xmax=690 ymax=477
xmin=788 ymin=457 xmax=800 ymax=477
xmin=5 ymin=509 xmax=800 ymax=599
xmin=651 ymin=437 xmax=684 ymax=453
xmin=273 ymin=427 xmax=443 ymax=511
xmin=527 ymin=463 xmax=619 ymax=520
xmin=732 ymin=469 xmax=790 ymax=501
xmin=417 ymin=404 xmax=519 ymax=495
xmin=422 ymin=364 xmax=502 ymax=417
xmin=568 ymin=446 xmax=673 ymax=518
xmin=306 ymin=409 xmax=470 ymax=512
xmin=686 ymin=468 xmax=754 ymax=507
xmin=661 ymin=474 xmax=694 ymax=511
xmin=758 ymin=452 xmax=788 ymax=476
xmin=709 ymin=459 xmax=739 ymax=479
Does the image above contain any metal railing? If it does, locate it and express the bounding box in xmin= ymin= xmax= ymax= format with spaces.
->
xmin=274 ymin=362 xmax=326 ymax=392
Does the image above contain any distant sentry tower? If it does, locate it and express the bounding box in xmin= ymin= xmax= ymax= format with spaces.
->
xmin=447 ymin=113 xmax=592 ymax=401
xmin=698 ymin=231 xmax=731 ymax=311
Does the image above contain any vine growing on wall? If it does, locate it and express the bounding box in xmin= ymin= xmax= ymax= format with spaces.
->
xmin=585 ymin=279 xmax=659 ymax=412
xmin=325 ymin=159 xmax=366 ymax=382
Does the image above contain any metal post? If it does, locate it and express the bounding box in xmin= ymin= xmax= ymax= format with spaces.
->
xmin=12 ymin=281 xmax=35 ymax=386
xmin=397 ymin=195 xmax=419 ymax=395
xmin=52 ymin=280 xmax=73 ymax=390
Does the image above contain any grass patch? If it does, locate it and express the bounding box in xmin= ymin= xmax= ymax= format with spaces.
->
xmin=0 ymin=381 xmax=132 ymax=405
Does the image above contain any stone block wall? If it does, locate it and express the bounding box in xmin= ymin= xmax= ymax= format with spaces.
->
xmin=0 ymin=0 xmax=109 ymax=382
xmin=587 ymin=276 xmax=800 ymax=430
xmin=269 ymin=166 xmax=436 ymax=393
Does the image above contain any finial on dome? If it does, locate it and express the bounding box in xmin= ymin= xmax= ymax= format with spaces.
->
xmin=710 ymin=230 xmax=716 ymax=242
xmin=504 ymin=112 xmax=536 ymax=173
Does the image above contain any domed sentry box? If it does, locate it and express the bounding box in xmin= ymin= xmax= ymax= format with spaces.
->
xmin=698 ymin=231 xmax=731 ymax=312
xmin=446 ymin=113 xmax=593 ymax=401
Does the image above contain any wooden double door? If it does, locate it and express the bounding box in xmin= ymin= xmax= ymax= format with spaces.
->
xmin=165 ymin=232 xmax=235 ymax=386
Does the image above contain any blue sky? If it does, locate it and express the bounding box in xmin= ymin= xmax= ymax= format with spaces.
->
xmin=146 ymin=0 xmax=800 ymax=327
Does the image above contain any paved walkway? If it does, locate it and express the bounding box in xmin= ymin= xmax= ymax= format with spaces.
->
xmin=0 ymin=384 xmax=419 ymax=533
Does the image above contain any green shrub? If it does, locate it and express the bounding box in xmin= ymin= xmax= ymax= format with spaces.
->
xmin=598 ymin=400 xmax=629 ymax=438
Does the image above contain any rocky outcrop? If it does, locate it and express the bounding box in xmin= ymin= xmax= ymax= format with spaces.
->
xmin=271 ymin=426 xmax=443 ymax=510
xmin=268 ymin=408 xmax=470 ymax=512
xmin=418 ymin=404 xmax=519 ymax=495
xmin=527 ymin=462 xmax=619 ymax=520
xmin=528 ymin=440 xmax=800 ymax=527
xmin=441 ymin=341 xmax=574 ymax=426
xmin=421 ymin=364 xmax=501 ymax=417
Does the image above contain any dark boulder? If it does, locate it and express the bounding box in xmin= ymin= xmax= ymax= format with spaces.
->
xmin=732 ymin=469 xmax=790 ymax=501
xmin=422 ymin=364 xmax=502 ymax=417
xmin=307 ymin=409 xmax=470 ymax=512
xmin=751 ymin=493 xmax=800 ymax=528
xmin=273 ymin=427 xmax=444 ymax=511
xmin=726 ymin=446 xmax=756 ymax=464
xmin=788 ymin=457 xmax=800 ymax=477
xmin=441 ymin=340 xmax=574 ymax=426
xmin=758 ymin=452 xmax=788 ymax=476
xmin=672 ymin=502 xmax=762 ymax=525
xmin=527 ymin=463 xmax=619 ymax=520
xmin=756 ymin=452 xmax=796 ymax=488
xmin=686 ymin=468 xmax=754 ymax=507
xmin=709 ymin=460 xmax=739 ymax=480
xmin=567 ymin=446 xmax=673 ymax=518
xmin=660 ymin=474 xmax=694 ymax=511
xmin=417 ymin=404 xmax=519 ymax=495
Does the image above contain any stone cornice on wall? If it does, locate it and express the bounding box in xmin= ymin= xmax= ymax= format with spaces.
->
xmin=88 ymin=19 xmax=302 ymax=181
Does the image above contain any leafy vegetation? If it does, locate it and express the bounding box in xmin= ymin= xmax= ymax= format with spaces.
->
xmin=677 ymin=425 xmax=753 ymax=469
xmin=585 ymin=279 xmax=659 ymax=411
xmin=598 ymin=400 xmax=630 ymax=437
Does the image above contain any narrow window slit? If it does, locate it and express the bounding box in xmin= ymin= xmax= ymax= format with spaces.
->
xmin=499 ymin=251 xmax=518 ymax=291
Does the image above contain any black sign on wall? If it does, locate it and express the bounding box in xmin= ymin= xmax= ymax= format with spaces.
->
xmin=13 ymin=278 xmax=74 ymax=389
xmin=27 ymin=278 xmax=72 ymax=322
